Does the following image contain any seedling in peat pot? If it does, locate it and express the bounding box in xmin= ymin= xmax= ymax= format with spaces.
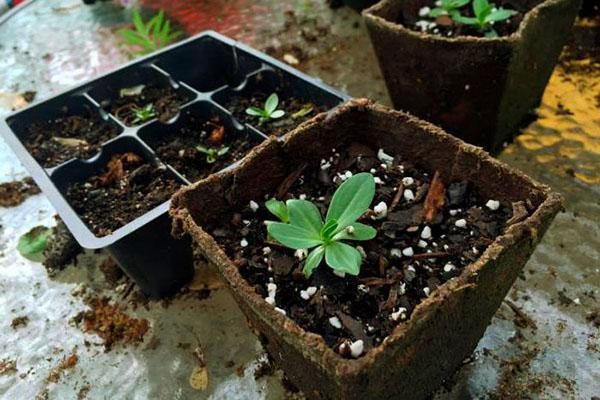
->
xmin=245 ymin=93 xmax=286 ymax=125
xmin=427 ymin=0 xmax=470 ymax=18
xmin=266 ymin=173 xmax=377 ymax=277
xmin=117 ymin=9 xmax=182 ymax=56
xmin=454 ymin=0 xmax=517 ymax=37
xmin=196 ymin=145 xmax=230 ymax=164
xmin=131 ymin=103 xmax=156 ymax=124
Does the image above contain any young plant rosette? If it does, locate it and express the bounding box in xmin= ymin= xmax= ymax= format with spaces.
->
xmin=170 ymin=100 xmax=563 ymax=399
xmin=363 ymin=0 xmax=581 ymax=153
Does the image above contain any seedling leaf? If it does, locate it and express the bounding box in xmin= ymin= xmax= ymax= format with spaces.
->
xmin=267 ymin=222 xmax=322 ymax=249
xmin=270 ymin=110 xmax=285 ymax=119
xmin=333 ymin=222 xmax=377 ymax=241
xmin=265 ymin=93 xmax=279 ymax=114
xmin=304 ymin=245 xmax=325 ymax=277
xmin=266 ymin=199 xmax=289 ymax=222
xmin=287 ymin=199 xmax=323 ymax=236
xmin=17 ymin=226 xmax=52 ymax=262
xmin=324 ymin=242 xmax=362 ymax=276
xmin=326 ymin=172 xmax=375 ymax=230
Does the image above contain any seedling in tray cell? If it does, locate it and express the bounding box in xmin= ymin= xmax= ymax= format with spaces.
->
xmin=196 ymin=145 xmax=230 ymax=164
xmin=131 ymin=103 xmax=156 ymax=125
xmin=453 ymin=0 xmax=517 ymax=37
xmin=427 ymin=0 xmax=470 ymax=18
xmin=117 ymin=9 xmax=182 ymax=56
xmin=266 ymin=173 xmax=377 ymax=277
xmin=245 ymin=93 xmax=286 ymax=125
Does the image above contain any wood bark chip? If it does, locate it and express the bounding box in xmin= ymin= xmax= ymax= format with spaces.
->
xmin=276 ymin=163 xmax=307 ymax=199
xmin=98 ymin=152 xmax=143 ymax=187
xmin=389 ymin=183 xmax=405 ymax=212
xmin=507 ymin=201 xmax=529 ymax=225
xmin=209 ymin=125 xmax=225 ymax=144
xmin=423 ymin=171 xmax=445 ymax=223
xmin=381 ymin=285 xmax=398 ymax=311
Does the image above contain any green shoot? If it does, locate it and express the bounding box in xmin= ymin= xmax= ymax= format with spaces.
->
xmin=266 ymin=173 xmax=377 ymax=277
xmin=291 ymin=105 xmax=314 ymax=119
xmin=245 ymin=93 xmax=286 ymax=125
xmin=454 ymin=0 xmax=517 ymax=37
xmin=428 ymin=0 xmax=470 ymax=18
xmin=196 ymin=145 xmax=230 ymax=164
xmin=117 ymin=9 xmax=182 ymax=56
xmin=18 ymin=226 xmax=52 ymax=262
xmin=131 ymin=103 xmax=156 ymax=124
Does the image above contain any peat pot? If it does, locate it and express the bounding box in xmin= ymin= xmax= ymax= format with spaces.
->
xmin=363 ymin=0 xmax=581 ymax=153
xmin=170 ymin=99 xmax=563 ymax=399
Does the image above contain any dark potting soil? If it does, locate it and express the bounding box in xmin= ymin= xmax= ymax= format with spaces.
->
xmin=401 ymin=1 xmax=529 ymax=38
xmin=107 ymin=85 xmax=191 ymax=126
xmin=226 ymin=94 xmax=327 ymax=137
xmin=65 ymin=152 xmax=180 ymax=237
xmin=22 ymin=110 xmax=120 ymax=168
xmin=150 ymin=116 xmax=258 ymax=183
xmin=209 ymin=143 xmax=519 ymax=358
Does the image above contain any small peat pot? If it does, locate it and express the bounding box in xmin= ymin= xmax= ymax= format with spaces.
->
xmin=363 ymin=0 xmax=581 ymax=153
xmin=171 ymin=99 xmax=563 ymax=399
xmin=0 ymin=31 xmax=345 ymax=298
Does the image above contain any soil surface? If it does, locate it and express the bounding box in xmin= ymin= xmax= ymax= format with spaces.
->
xmin=65 ymin=152 xmax=180 ymax=237
xmin=209 ymin=143 xmax=517 ymax=357
xmin=401 ymin=1 xmax=528 ymax=38
xmin=107 ymin=85 xmax=192 ymax=126
xmin=0 ymin=177 xmax=40 ymax=207
xmin=226 ymin=93 xmax=327 ymax=137
xmin=22 ymin=109 xmax=120 ymax=168
xmin=149 ymin=115 xmax=260 ymax=182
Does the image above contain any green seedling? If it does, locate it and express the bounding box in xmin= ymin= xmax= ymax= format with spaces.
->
xmin=454 ymin=0 xmax=517 ymax=37
xmin=291 ymin=105 xmax=314 ymax=119
xmin=245 ymin=93 xmax=286 ymax=125
xmin=131 ymin=103 xmax=156 ymax=124
xmin=265 ymin=173 xmax=377 ymax=277
xmin=428 ymin=0 xmax=470 ymax=18
xmin=117 ymin=9 xmax=182 ymax=56
xmin=196 ymin=145 xmax=230 ymax=164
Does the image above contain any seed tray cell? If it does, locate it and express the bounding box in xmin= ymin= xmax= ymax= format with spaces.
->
xmin=1 ymin=31 xmax=347 ymax=298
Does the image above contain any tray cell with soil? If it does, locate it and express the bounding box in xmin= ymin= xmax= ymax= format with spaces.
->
xmin=139 ymin=101 xmax=266 ymax=183
xmin=363 ymin=0 xmax=581 ymax=153
xmin=7 ymin=94 xmax=122 ymax=169
xmin=154 ymin=35 xmax=262 ymax=93
xmin=88 ymin=64 xmax=195 ymax=126
xmin=213 ymin=69 xmax=343 ymax=137
xmin=171 ymin=100 xmax=563 ymax=399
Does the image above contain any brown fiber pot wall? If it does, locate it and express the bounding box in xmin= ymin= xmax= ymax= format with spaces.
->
xmin=363 ymin=0 xmax=581 ymax=153
xmin=170 ymin=99 xmax=563 ymax=399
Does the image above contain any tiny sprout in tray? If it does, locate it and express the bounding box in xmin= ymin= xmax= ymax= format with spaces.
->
xmin=196 ymin=145 xmax=230 ymax=164
xmin=131 ymin=103 xmax=156 ymax=124
xmin=265 ymin=173 xmax=377 ymax=277
xmin=245 ymin=93 xmax=286 ymax=125
xmin=454 ymin=0 xmax=517 ymax=37
xmin=427 ymin=0 xmax=470 ymax=18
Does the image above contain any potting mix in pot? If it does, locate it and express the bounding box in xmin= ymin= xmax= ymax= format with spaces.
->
xmin=208 ymin=142 xmax=515 ymax=358
xmin=22 ymin=108 xmax=120 ymax=168
xmin=227 ymin=90 xmax=327 ymax=137
xmin=404 ymin=0 xmax=527 ymax=37
xmin=147 ymin=113 xmax=259 ymax=182
xmin=105 ymin=83 xmax=193 ymax=126
xmin=65 ymin=152 xmax=181 ymax=237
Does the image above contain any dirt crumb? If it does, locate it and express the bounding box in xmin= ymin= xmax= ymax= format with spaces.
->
xmin=0 ymin=359 xmax=17 ymax=375
xmin=10 ymin=316 xmax=29 ymax=329
xmin=99 ymin=257 xmax=123 ymax=287
xmin=0 ymin=177 xmax=40 ymax=208
xmin=73 ymin=297 xmax=149 ymax=351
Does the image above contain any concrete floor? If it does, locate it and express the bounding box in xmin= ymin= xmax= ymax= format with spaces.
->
xmin=0 ymin=1 xmax=598 ymax=399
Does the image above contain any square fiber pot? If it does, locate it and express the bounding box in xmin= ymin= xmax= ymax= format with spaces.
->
xmin=170 ymin=99 xmax=563 ymax=399
xmin=363 ymin=0 xmax=581 ymax=153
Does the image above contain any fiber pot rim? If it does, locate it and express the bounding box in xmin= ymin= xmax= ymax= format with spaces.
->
xmin=170 ymin=98 xmax=563 ymax=378
xmin=363 ymin=0 xmax=567 ymax=44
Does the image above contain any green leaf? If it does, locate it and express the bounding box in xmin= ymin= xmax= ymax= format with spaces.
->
xmin=428 ymin=8 xmax=447 ymax=17
xmin=196 ymin=145 xmax=209 ymax=154
xmin=453 ymin=14 xmax=479 ymax=25
xmin=265 ymin=199 xmax=289 ymax=222
xmin=268 ymin=222 xmax=322 ymax=250
xmin=132 ymin=9 xmax=148 ymax=36
xmin=320 ymin=219 xmax=339 ymax=241
xmin=324 ymin=242 xmax=362 ymax=276
xmin=449 ymin=0 xmax=470 ymax=8
xmin=326 ymin=172 xmax=375 ymax=231
xmin=304 ymin=245 xmax=325 ymax=277
xmin=270 ymin=110 xmax=285 ymax=119
xmin=485 ymin=9 xmax=517 ymax=22
xmin=217 ymin=146 xmax=230 ymax=156
xmin=160 ymin=20 xmax=172 ymax=47
xmin=332 ymin=222 xmax=377 ymax=241
xmin=117 ymin=29 xmax=148 ymax=46
xmin=17 ymin=226 xmax=52 ymax=262
xmin=265 ymin=93 xmax=279 ymax=115
xmin=485 ymin=28 xmax=499 ymax=37
xmin=246 ymin=107 xmax=265 ymax=117
xmin=287 ymin=199 xmax=323 ymax=235
xmin=152 ymin=10 xmax=164 ymax=42
xmin=291 ymin=106 xmax=313 ymax=119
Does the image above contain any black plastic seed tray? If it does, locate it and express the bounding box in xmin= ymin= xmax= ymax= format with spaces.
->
xmin=1 ymin=31 xmax=347 ymax=298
